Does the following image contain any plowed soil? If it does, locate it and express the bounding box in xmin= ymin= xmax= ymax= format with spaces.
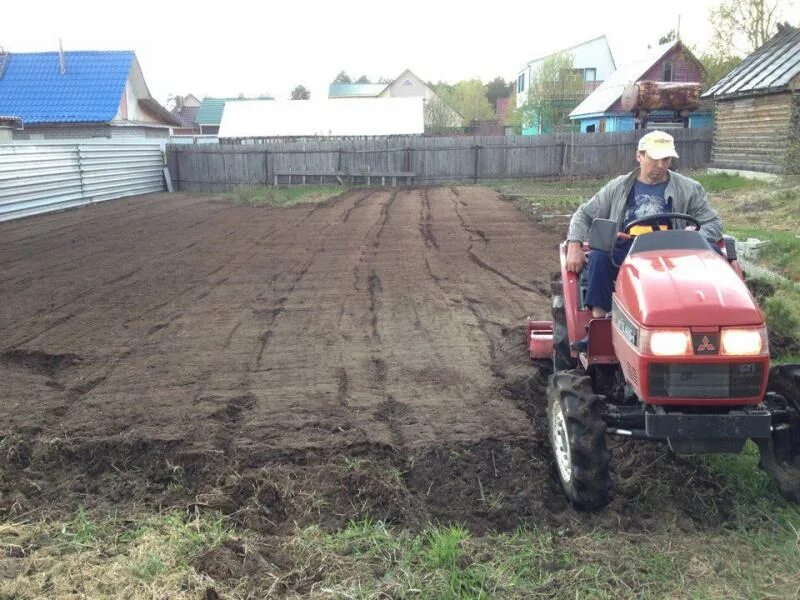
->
xmin=0 ymin=188 xmax=732 ymax=534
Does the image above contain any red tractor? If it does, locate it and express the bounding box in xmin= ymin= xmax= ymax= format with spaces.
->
xmin=527 ymin=214 xmax=800 ymax=509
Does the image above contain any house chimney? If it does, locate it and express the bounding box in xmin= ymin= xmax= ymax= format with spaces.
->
xmin=58 ymin=38 xmax=66 ymax=75
xmin=0 ymin=46 xmax=8 ymax=79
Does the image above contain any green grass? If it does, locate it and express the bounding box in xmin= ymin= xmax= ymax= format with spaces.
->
xmin=687 ymin=171 xmax=769 ymax=193
xmin=0 ymin=508 xmax=235 ymax=598
xmin=288 ymin=513 xmax=800 ymax=599
xmin=226 ymin=184 xmax=346 ymax=207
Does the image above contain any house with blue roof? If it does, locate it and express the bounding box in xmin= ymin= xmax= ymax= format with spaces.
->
xmin=0 ymin=49 xmax=179 ymax=141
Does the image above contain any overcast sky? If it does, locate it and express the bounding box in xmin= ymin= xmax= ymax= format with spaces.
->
xmin=2 ymin=0 xmax=797 ymax=104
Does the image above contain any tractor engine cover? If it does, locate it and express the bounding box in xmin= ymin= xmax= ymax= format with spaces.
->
xmin=610 ymin=239 xmax=769 ymax=406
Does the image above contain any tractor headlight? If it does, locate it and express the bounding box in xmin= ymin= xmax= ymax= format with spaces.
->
xmin=721 ymin=327 xmax=768 ymax=356
xmin=644 ymin=329 xmax=692 ymax=356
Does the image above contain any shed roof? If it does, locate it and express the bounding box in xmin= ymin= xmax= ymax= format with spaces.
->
xmin=702 ymin=24 xmax=800 ymax=99
xmin=218 ymin=98 xmax=424 ymax=138
xmin=0 ymin=51 xmax=134 ymax=124
xmin=171 ymin=105 xmax=200 ymax=127
xmin=328 ymin=83 xmax=389 ymax=98
xmin=569 ymin=41 xmax=680 ymax=118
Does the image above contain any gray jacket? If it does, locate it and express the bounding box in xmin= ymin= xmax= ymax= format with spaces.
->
xmin=567 ymin=169 xmax=722 ymax=243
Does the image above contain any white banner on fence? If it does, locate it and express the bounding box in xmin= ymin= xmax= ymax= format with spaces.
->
xmin=0 ymin=143 xmax=165 ymax=222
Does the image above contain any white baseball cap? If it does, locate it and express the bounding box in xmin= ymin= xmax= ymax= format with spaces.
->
xmin=637 ymin=130 xmax=679 ymax=160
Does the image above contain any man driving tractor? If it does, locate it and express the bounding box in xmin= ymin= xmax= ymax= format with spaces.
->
xmin=564 ymin=130 xmax=722 ymax=351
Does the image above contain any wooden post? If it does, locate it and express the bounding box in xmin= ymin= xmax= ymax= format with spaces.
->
xmin=473 ymin=145 xmax=480 ymax=184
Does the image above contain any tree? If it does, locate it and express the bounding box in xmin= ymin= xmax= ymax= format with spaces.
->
xmin=484 ymin=77 xmax=511 ymax=113
xmin=355 ymin=75 xmax=371 ymax=84
xmin=290 ymin=85 xmax=310 ymax=100
xmin=658 ymin=29 xmax=677 ymax=45
xmin=332 ymin=71 xmax=352 ymax=84
xmin=517 ymin=53 xmax=583 ymax=134
xmin=698 ymin=52 xmax=742 ymax=89
xmin=424 ymin=94 xmax=461 ymax=134
xmin=709 ymin=0 xmax=783 ymax=57
xmin=446 ymin=79 xmax=495 ymax=123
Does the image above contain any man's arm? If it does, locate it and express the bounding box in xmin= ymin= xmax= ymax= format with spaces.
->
xmin=565 ymin=178 xmax=618 ymax=272
xmin=687 ymin=182 xmax=722 ymax=241
xmin=565 ymin=241 xmax=586 ymax=273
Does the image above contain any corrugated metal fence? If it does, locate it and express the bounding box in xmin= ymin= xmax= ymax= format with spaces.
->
xmin=167 ymin=129 xmax=714 ymax=192
xmin=0 ymin=143 xmax=165 ymax=222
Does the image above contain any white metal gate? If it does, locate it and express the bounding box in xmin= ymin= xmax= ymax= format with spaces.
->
xmin=0 ymin=143 xmax=165 ymax=222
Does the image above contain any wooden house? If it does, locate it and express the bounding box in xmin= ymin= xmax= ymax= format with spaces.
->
xmin=570 ymin=40 xmax=711 ymax=133
xmin=701 ymin=24 xmax=800 ymax=174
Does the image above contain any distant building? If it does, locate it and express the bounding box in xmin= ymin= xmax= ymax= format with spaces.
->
xmin=170 ymin=94 xmax=201 ymax=135
xmin=702 ymin=24 xmax=800 ymax=174
xmin=516 ymin=35 xmax=616 ymax=134
xmin=218 ymin=98 xmax=425 ymax=139
xmin=329 ymin=69 xmax=462 ymax=132
xmin=195 ymin=96 xmax=273 ymax=135
xmin=570 ymin=40 xmax=712 ymax=133
xmin=0 ymin=49 xmax=179 ymax=141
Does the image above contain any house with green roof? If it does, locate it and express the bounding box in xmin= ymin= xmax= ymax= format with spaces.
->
xmin=196 ymin=96 xmax=273 ymax=135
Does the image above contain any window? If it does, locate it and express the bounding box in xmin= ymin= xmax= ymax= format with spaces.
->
xmin=571 ymin=68 xmax=597 ymax=82
xmin=663 ymin=61 xmax=673 ymax=82
xmin=401 ymin=79 xmax=414 ymax=87
xmin=517 ymin=73 xmax=525 ymax=93
xmin=586 ymin=124 xmax=596 ymax=133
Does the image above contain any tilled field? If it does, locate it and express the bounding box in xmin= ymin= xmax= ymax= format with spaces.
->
xmin=0 ymin=187 xmax=732 ymax=536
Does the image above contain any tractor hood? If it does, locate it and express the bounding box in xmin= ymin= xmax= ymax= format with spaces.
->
xmin=615 ymin=249 xmax=763 ymax=328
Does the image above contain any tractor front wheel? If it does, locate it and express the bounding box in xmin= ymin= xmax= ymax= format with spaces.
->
xmin=758 ymin=364 xmax=800 ymax=502
xmin=547 ymin=370 xmax=611 ymax=510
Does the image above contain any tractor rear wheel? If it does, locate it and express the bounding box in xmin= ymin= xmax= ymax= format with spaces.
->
xmin=551 ymin=275 xmax=577 ymax=371
xmin=547 ymin=369 xmax=611 ymax=510
xmin=758 ymin=364 xmax=800 ymax=502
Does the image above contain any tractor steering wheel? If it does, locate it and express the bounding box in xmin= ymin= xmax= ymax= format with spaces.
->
xmin=623 ymin=212 xmax=702 ymax=236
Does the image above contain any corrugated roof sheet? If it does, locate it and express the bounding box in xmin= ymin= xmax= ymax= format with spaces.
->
xmin=0 ymin=51 xmax=134 ymax=124
xmin=218 ymin=98 xmax=424 ymax=138
xmin=570 ymin=41 xmax=678 ymax=118
xmin=328 ymin=83 xmax=388 ymax=98
xmin=702 ymin=25 xmax=800 ymax=99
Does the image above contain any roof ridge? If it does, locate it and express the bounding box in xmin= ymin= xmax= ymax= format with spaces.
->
xmin=526 ymin=35 xmax=610 ymax=65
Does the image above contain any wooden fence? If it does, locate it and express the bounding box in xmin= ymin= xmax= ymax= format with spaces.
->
xmin=166 ymin=129 xmax=713 ymax=192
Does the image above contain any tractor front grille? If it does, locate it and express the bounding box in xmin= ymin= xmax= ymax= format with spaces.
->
xmin=649 ymin=362 xmax=762 ymax=399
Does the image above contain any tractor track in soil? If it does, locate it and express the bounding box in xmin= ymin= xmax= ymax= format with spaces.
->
xmin=0 ymin=188 xmax=737 ymax=536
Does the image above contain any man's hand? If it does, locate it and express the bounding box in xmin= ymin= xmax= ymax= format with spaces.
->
xmin=565 ymin=241 xmax=586 ymax=273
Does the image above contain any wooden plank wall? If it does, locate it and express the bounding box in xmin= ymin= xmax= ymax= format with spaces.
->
xmin=166 ymin=129 xmax=713 ymax=191
xmin=710 ymin=92 xmax=795 ymax=174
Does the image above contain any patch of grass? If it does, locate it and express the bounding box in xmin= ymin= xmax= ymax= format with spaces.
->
xmin=227 ymin=184 xmax=345 ymax=207
xmin=289 ymin=517 xmax=800 ymax=599
xmin=0 ymin=509 xmax=235 ymax=599
xmin=687 ymin=171 xmax=769 ymax=193
xmin=727 ymin=226 xmax=800 ymax=282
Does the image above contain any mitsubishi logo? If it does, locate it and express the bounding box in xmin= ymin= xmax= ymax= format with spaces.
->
xmin=697 ymin=336 xmax=716 ymax=352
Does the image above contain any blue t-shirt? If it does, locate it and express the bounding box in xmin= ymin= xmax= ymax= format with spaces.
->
xmin=623 ymin=180 xmax=670 ymax=230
